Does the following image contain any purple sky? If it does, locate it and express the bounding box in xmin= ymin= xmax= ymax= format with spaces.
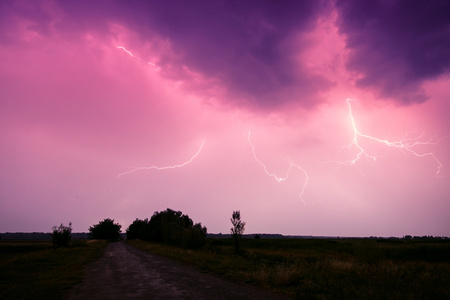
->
xmin=1 ymin=0 xmax=449 ymax=236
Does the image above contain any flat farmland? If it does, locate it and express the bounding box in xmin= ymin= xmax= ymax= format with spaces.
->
xmin=1 ymin=237 xmax=449 ymax=299
xmin=129 ymin=238 xmax=450 ymax=299
xmin=0 ymin=239 xmax=107 ymax=299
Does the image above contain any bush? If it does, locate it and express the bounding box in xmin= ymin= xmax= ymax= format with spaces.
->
xmin=183 ymin=223 xmax=207 ymax=249
xmin=88 ymin=218 xmax=122 ymax=241
xmin=126 ymin=218 xmax=151 ymax=240
xmin=51 ymin=223 xmax=72 ymax=249
xmin=126 ymin=208 xmax=207 ymax=249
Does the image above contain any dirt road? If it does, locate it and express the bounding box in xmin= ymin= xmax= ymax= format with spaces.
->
xmin=67 ymin=242 xmax=289 ymax=299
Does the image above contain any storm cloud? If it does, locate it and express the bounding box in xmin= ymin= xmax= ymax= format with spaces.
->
xmin=335 ymin=0 xmax=450 ymax=103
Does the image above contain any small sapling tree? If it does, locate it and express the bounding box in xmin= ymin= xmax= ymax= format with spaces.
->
xmin=51 ymin=223 xmax=72 ymax=249
xmin=230 ymin=210 xmax=245 ymax=254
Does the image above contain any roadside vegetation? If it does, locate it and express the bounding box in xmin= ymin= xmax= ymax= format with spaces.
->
xmin=88 ymin=218 xmax=122 ymax=241
xmin=51 ymin=223 xmax=72 ymax=249
xmin=0 ymin=239 xmax=107 ymax=299
xmin=230 ymin=210 xmax=245 ymax=254
xmin=128 ymin=237 xmax=450 ymax=299
xmin=2 ymin=211 xmax=449 ymax=299
xmin=126 ymin=208 xmax=207 ymax=250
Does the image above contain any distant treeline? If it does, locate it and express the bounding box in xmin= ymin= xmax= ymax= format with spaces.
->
xmin=0 ymin=232 xmax=124 ymax=240
xmin=2 ymin=232 xmax=448 ymax=240
xmin=209 ymin=234 xmax=450 ymax=240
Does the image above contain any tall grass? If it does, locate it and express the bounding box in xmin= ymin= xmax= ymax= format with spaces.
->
xmin=128 ymin=238 xmax=450 ymax=299
xmin=0 ymin=239 xmax=107 ymax=299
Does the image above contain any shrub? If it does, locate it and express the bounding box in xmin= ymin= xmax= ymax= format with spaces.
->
xmin=88 ymin=218 xmax=122 ymax=241
xmin=51 ymin=223 xmax=72 ymax=249
xmin=183 ymin=223 xmax=207 ymax=249
xmin=126 ymin=218 xmax=151 ymax=240
xmin=125 ymin=208 xmax=207 ymax=249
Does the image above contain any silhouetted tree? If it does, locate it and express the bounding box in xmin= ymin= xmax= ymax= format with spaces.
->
xmin=183 ymin=222 xmax=207 ymax=249
xmin=160 ymin=209 xmax=186 ymax=245
xmin=230 ymin=210 xmax=245 ymax=254
xmin=154 ymin=208 xmax=207 ymax=248
xmin=51 ymin=223 xmax=72 ymax=249
xmin=126 ymin=208 xmax=207 ymax=249
xmin=89 ymin=218 xmax=122 ymax=241
xmin=126 ymin=218 xmax=151 ymax=240
xmin=148 ymin=211 xmax=163 ymax=242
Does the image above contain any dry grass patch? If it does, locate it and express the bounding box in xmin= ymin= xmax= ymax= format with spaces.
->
xmin=129 ymin=238 xmax=450 ymax=299
xmin=0 ymin=239 xmax=108 ymax=299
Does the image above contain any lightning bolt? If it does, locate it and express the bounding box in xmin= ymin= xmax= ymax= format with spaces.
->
xmin=114 ymin=44 xmax=200 ymax=179
xmin=246 ymin=99 xmax=446 ymax=204
xmin=344 ymin=98 xmax=446 ymax=176
xmin=116 ymin=139 xmax=205 ymax=178
xmin=247 ymin=131 xmax=309 ymax=202
xmin=116 ymin=45 xmax=158 ymax=67
xmin=116 ymin=46 xmax=134 ymax=57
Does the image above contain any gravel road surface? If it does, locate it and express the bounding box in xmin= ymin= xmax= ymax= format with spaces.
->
xmin=67 ymin=242 xmax=290 ymax=299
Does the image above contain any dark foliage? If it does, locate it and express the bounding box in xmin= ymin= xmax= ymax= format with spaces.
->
xmin=50 ymin=223 xmax=72 ymax=249
xmin=88 ymin=218 xmax=122 ymax=241
xmin=126 ymin=218 xmax=151 ymax=240
xmin=183 ymin=223 xmax=208 ymax=250
xmin=230 ymin=210 xmax=245 ymax=254
xmin=126 ymin=208 xmax=207 ymax=249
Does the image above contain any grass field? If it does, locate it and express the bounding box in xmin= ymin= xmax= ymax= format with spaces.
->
xmin=128 ymin=238 xmax=450 ymax=299
xmin=0 ymin=239 xmax=107 ymax=299
xmin=2 ymin=237 xmax=448 ymax=299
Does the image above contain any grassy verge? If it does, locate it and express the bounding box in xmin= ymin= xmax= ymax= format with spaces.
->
xmin=128 ymin=238 xmax=450 ymax=299
xmin=0 ymin=239 xmax=108 ymax=299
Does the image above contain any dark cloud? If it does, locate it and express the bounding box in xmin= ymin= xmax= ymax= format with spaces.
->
xmin=50 ymin=0 xmax=328 ymax=107
xmin=1 ymin=0 xmax=331 ymax=107
xmin=107 ymin=0 xmax=330 ymax=107
xmin=0 ymin=0 xmax=55 ymax=44
xmin=335 ymin=0 xmax=450 ymax=103
xmin=5 ymin=0 xmax=448 ymax=107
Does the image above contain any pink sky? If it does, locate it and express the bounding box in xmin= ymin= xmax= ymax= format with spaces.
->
xmin=1 ymin=0 xmax=449 ymax=237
